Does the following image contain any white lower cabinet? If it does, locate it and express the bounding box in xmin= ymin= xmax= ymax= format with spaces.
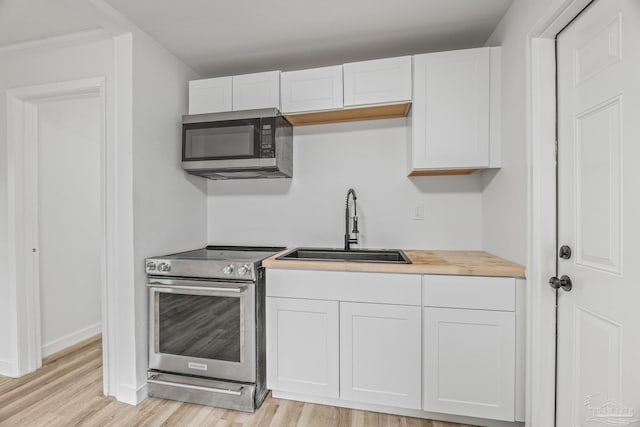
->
xmin=423 ymin=307 xmax=516 ymax=421
xmin=266 ymin=297 xmax=339 ymax=398
xmin=340 ymin=302 xmax=422 ymax=409
xmin=266 ymin=269 xmax=523 ymax=425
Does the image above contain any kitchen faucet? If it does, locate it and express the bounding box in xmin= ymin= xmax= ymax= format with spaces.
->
xmin=344 ymin=188 xmax=359 ymax=250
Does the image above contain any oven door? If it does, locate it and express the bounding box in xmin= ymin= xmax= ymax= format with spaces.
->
xmin=148 ymin=278 xmax=255 ymax=382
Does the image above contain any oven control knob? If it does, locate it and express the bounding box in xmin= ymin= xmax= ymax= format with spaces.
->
xmin=238 ymin=264 xmax=250 ymax=275
xmin=223 ymin=264 xmax=235 ymax=275
xmin=158 ymin=262 xmax=171 ymax=272
xmin=146 ymin=261 xmax=156 ymax=272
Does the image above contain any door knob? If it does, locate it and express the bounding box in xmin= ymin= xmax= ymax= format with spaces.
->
xmin=549 ymin=275 xmax=573 ymax=292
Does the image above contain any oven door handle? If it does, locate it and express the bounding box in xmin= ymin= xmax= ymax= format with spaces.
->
xmin=148 ymin=281 xmax=244 ymax=293
xmin=148 ymin=278 xmax=247 ymax=288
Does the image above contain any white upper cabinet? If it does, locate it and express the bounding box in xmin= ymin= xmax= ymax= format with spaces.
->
xmin=188 ymin=76 xmax=232 ymax=115
xmin=280 ymin=65 xmax=343 ymax=113
xmin=188 ymin=48 xmax=501 ymax=143
xmin=343 ymin=56 xmax=412 ymax=107
xmin=409 ymin=47 xmax=501 ymax=175
xmin=232 ymin=70 xmax=281 ymax=110
xmin=188 ymin=71 xmax=279 ymax=115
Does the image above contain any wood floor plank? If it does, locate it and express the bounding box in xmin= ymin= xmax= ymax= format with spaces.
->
xmin=184 ymin=405 xmax=226 ymax=426
xmin=268 ymin=398 xmax=304 ymax=427
xmin=0 ymin=336 xmax=478 ymax=427
xmin=0 ymin=343 xmax=101 ymax=396
xmin=158 ymin=401 xmax=201 ymax=426
xmin=4 ymin=364 xmax=103 ymax=426
xmin=73 ymin=399 xmax=130 ymax=427
xmin=0 ymin=353 xmax=102 ymax=423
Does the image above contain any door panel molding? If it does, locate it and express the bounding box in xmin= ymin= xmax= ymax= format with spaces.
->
xmin=572 ymin=305 xmax=622 ymax=425
xmin=574 ymin=14 xmax=622 ymax=86
xmin=574 ymin=95 xmax=622 ymax=275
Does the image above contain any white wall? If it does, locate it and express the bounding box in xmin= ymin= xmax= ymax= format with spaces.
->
xmin=130 ymin=29 xmax=206 ymax=399
xmin=37 ymin=96 xmax=103 ymax=357
xmin=207 ymin=118 xmax=483 ymax=250
xmin=0 ymin=36 xmax=114 ymax=375
xmin=482 ymin=0 xmax=564 ymax=265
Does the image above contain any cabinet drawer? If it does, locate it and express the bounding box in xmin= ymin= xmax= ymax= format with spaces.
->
xmin=422 ymin=275 xmax=515 ymax=311
xmin=343 ymin=56 xmax=412 ymax=107
xmin=267 ymin=269 xmax=421 ymax=306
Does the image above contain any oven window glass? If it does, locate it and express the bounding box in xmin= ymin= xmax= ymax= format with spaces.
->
xmin=184 ymin=125 xmax=255 ymax=159
xmin=158 ymin=293 xmax=241 ymax=362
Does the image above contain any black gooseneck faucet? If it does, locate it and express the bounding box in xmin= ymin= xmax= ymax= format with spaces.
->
xmin=344 ymin=188 xmax=359 ymax=250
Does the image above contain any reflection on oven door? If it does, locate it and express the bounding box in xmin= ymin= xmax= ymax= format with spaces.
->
xmin=159 ymin=293 xmax=241 ymax=362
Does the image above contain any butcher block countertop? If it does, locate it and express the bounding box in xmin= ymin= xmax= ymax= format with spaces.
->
xmin=262 ymin=249 xmax=525 ymax=278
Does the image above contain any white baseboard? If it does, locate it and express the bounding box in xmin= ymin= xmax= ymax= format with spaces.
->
xmin=0 ymin=359 xmax=16 ymax=377
xmin=271 ymin=391 xmax=524 ymax=427
xmin=42 ymin=322 xmax=102 ymax=358
xmin=117 ymin=382 xmax=148 ymax=405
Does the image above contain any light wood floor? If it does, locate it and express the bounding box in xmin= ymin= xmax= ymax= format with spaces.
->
xmin=0 ymin=336 xmax=477 ymax=427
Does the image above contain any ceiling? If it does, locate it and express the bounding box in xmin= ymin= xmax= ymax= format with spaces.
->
xmin=1 ymin=0 xmax=513 ymax=77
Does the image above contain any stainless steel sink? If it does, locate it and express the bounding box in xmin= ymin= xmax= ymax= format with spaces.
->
xmin=276 ymin=248 xmax=412 ymax=264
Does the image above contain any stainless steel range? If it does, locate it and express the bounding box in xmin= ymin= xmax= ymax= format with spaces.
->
xmin=145 ymin=245 xmax=285 ymax=412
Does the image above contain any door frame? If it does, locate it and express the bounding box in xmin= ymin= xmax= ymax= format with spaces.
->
xmin=526 ymin=0 xmax=593 ymax=425
xmin=6 ymin=77 xmax=112 ymax=395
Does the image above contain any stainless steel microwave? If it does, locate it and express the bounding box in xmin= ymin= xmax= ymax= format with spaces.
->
xmin=182 ymin=108 xmax=293 ymax=180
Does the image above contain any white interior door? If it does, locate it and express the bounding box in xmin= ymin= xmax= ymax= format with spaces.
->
xmin=37 ymin=96 xmax=103 ymax=357
xmin=556 ymin=1 xmax=640 ymax=425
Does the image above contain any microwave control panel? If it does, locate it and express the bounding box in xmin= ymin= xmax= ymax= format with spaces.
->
xmin=259 ymin=123 xmax=274 ymax=158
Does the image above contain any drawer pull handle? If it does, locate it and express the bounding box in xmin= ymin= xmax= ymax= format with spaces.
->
xmin=147 ymin=378 xmax=243 ymax=396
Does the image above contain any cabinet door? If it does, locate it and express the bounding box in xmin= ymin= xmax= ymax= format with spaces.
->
xmin=232 ymin=70 xmax=280 ymax=110
xmin=266 ymin=297 xmax=339 ymax=398
xmin=411 ymin=48 xmax=490 ymax=171
xmin=280 ymin=65 xmax=343 ymax=113
xmin=188 ymin=76 xmax=232 ymax=114
xmin=423 ymin=307 xmax=515 ymax=421
xmin=340 ymin=302 xmax=421 ymax=409
xmin=343 ymin=56 xmax=412 ymax=107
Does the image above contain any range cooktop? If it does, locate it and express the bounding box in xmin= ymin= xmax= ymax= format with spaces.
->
xmin=145 ymin=245 xmax=286 ymax=281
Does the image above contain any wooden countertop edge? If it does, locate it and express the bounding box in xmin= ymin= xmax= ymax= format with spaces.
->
xmin=262 ymin=249 xmax=526 ymax=279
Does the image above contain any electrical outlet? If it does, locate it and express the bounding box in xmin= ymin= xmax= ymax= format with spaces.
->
xmin=412 ymin=203 xmax=424 ymax=220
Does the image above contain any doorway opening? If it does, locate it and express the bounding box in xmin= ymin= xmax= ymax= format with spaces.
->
xmin=37 ymin=95 xmax=103 ymax=359
xmin=6 ymin=77 xmax=111 ymax=395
